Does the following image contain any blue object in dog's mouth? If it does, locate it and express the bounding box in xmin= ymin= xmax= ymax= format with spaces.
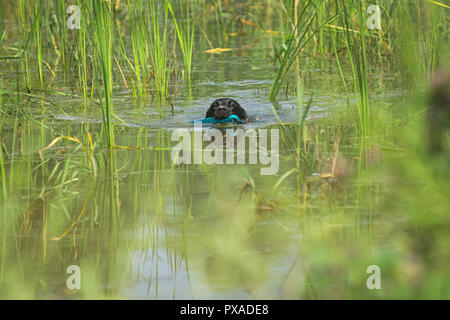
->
xmin=189 ymin=114 xmax=245 ymax=124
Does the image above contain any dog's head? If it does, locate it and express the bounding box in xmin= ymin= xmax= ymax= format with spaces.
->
xmin=206 ymin=98 xmax=248 ymax=121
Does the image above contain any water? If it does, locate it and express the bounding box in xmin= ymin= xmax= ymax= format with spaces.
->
xmin=0 ymin=50 xmax=389 ymax=299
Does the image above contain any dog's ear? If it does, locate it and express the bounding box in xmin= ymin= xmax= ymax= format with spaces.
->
xmin=231 ymin=102 xmax=248 ymax=121
xmin=205 ymin=101 xmax=218 ymax=118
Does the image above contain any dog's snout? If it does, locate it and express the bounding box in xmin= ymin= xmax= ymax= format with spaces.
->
xmin=206 ymin=98 xmax=247 ymax=122
xmin=215 ymin=106 xmax=230 ymax=118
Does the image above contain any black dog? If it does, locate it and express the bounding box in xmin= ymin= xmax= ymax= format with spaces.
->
xmin=205 ymin=98 xmax=248 ymax=122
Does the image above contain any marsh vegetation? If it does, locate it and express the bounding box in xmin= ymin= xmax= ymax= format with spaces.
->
xmin=0 ymin=0 xmax=449 ymax=299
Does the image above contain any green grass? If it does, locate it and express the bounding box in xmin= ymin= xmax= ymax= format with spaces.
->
xmin=147 ymin=0 xmax=171 ymax=99
xmin=0 ymin=1 xmax=4 ymax=50
xmin=336 ymin=0 xmax=371 ymax=171
xmin=268 ymin=0 xmax=342 ymax=100
xmin=91 ymin=0 xmax=115 ymax=148
xmin=127 ymin=0 xmax=149 ymax=97
xmin=167 ymin=0 xmax=195 ymax=88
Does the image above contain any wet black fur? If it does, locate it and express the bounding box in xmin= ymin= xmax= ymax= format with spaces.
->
xmin=205 ymin=98 xmax=248 ymax=122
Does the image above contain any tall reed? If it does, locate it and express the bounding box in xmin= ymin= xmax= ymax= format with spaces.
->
xmin=336 ymin=0 xmax=370 ymax=171
xmin=167 ymin=0 xmax=195 ymax=87
xmin=16 ymin=0 xmax=32 ymax=90
xmin=0 ymin=0 xmax=4 ymax=50
xmin=127 ymin=0 xmax=149 ymax=97
xmin=147 ymin=0 xmax=171 ymax=99
xmin=268 ymin=0 xmax=342 ymax=100
xmin=91 ymin=0 xmax=114 ymax=147
xmin=33 ymin=1 xmax=44 ymax=90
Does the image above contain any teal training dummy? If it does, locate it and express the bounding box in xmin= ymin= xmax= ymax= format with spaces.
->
xmin=189 ymin=114 xmax=245 ymax=124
